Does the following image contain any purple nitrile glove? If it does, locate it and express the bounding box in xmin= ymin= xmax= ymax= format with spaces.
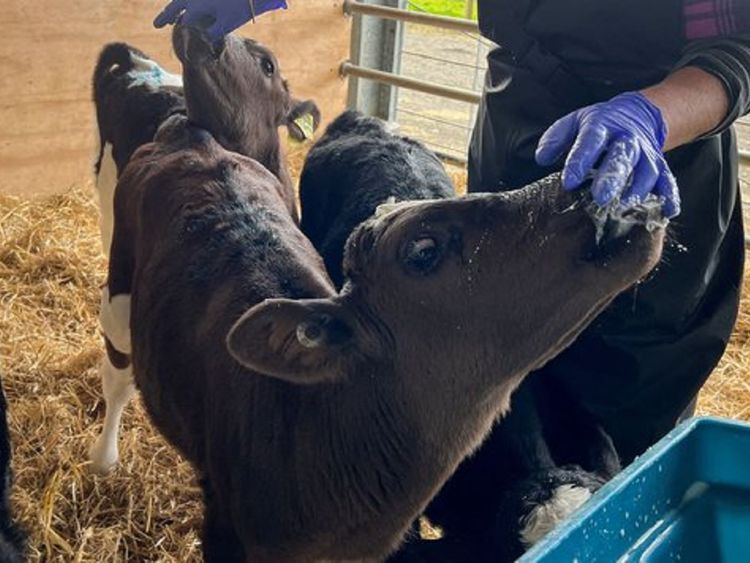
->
xmin=535 ymin=92 xmax=681 ymax=218
xmin=154 ymin=0 xmax=288 ymax=42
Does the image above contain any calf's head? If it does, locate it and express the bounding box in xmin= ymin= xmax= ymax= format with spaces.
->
xmin=172 ymin=24 xmax=320 ymax=154
xmin=228 ymin=175 xmax=663 ymax=433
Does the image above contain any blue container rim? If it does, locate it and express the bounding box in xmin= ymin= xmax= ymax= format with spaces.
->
xmin=520 ymin=416 xmax=750 ymax=561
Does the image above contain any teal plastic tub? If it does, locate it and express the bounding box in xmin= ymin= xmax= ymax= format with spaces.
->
xmin=521 ymin=416 xmax=750 ymax=563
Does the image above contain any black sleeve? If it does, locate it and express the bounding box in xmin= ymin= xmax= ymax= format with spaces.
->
xmin=674 ymin=34 xmax=750 ymax=135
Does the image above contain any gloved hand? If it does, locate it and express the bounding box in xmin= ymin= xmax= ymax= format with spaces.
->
xmin=154 ymin=0 xmax=288 ymax=42
xmin=535 ymin=91 xmax=680 ymax=218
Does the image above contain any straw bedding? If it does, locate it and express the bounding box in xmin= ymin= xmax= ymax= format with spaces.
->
xmin=0 ymin=152 xmax=746 ymax=561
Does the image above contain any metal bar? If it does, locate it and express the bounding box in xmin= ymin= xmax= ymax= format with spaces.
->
xmin=434 ymin=148 xmax=469 ymax=165
xmin=341 ymin=62 xmax=482 ymax=104
xmin=740 ymin=150 xmax=750 ymax=163
xmin=401 ymin=49 xmax=486 ymax=70
xmin=397 ymin=106 xmax=475 ymax=131
xmin=343 ymin=0 xmax=479 ymax=34
xmin=422 ymin=137 xmax=466 ymax=153
xmin=346 ymin=0 xmax=403 ymax=120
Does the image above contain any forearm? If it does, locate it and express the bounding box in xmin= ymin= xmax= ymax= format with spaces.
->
xmin=641 ymin=66 xmax=729 ymax=152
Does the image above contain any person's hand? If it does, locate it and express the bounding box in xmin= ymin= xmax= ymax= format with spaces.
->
xmin=535 ymin=92 xmax=680 ymax=218
xmin=154 ymin=0 xmax=288 ymax=41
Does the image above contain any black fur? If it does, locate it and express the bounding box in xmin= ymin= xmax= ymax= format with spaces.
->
xmin=299 ymin=110 xmax=455 ymax=287
xmin=391 ymin=373 xmax=621 ymax=562
xmin=0 ymin=382 xmax=25 ymax=563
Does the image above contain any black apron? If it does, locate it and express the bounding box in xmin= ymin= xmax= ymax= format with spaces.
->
xmin=469 ymin=0 xmax=745 ymax=463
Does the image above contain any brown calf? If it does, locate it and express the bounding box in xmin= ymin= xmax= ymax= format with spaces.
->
xmin=100 ymin=118 xmax=663 ymax=561
xmin=173 ymin=24 xmax=320 ymax=220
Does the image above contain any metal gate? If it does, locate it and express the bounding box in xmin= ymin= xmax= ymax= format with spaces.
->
xmin=342 ymin=0 xmax=486 ymax=162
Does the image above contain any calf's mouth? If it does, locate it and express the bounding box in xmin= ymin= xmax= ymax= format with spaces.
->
xmin=581 ymin=192 xmax=669 ymax=265
xmin=173 ymin=21 xmax=227 ymax=63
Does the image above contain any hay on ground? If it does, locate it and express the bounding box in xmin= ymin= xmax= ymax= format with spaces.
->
xmin=0 ymin=186 xmax=201 ymax=562
xmin=0 ymin=160 xmax=747 ymax=561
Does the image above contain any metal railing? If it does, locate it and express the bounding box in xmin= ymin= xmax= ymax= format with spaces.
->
xmin=341 ymin=1 xmax=482 ymax=107
xmin=341 ymin=61 xmax=481 ymax=105
xmin=343 ymin=0 xmax=484 ymax=160
xmin=343 ymin=0 xmax=478 ymax=33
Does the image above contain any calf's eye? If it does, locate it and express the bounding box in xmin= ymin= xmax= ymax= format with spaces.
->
xmin=403 ymin=237 xmax=442 ymax=276
xmin=260 ymin=57 xmax=275 ymax=77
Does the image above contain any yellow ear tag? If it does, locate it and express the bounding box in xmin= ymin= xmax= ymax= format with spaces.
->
xmin=418 ymin=515 xmax=444 ymax=541
xmin=291 ymin=113 xmax=316 ymax=144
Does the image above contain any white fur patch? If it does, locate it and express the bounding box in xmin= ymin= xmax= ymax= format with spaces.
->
xmin=373 ymin=197 xmax=443 ymax=220
xmin=95 ymin=143 xmax=117 ymax=256
xmin=128 ymin=54 xmax=183 ymax=89
xmin=100 ymin=287 xmax=132 ymax=355
xmin=519 ymin=484 xmax=592 ymax=548
xmin=374 ymin=196 xmax=399 ymax=218
xmin=368 ymin=198 xmax=443 ymax=232
xmin=89 ymin=355 xmax=135 ymax=474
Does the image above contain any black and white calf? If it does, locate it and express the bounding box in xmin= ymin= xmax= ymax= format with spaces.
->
xmin=92 ymin=43 xmax=185 ymax=257
xmin=89 ymin=43 xmax=184 ymax=472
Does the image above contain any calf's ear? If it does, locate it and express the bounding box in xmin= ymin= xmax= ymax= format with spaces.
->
xmin=227 ymin=297 xmax=355 ymax=384
xmin=286 ymin=99 xmax=321 ymax=142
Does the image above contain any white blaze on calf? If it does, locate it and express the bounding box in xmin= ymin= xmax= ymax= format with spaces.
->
xmin=95 ymin=143 xmax=117 ymax=257
xmin=99 ymin=287 xmax=132 ymax=355
xmin=519 ymin=484 xmax=593 ymax=548
xmin=88 ymin=357 xmax=135 ymax=474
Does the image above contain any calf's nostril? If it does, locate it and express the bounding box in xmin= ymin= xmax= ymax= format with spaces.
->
xmin=599 ymin=216 xmax=636 ymax=246
xmin=586 ymin=195 xmax=668 ymax=246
